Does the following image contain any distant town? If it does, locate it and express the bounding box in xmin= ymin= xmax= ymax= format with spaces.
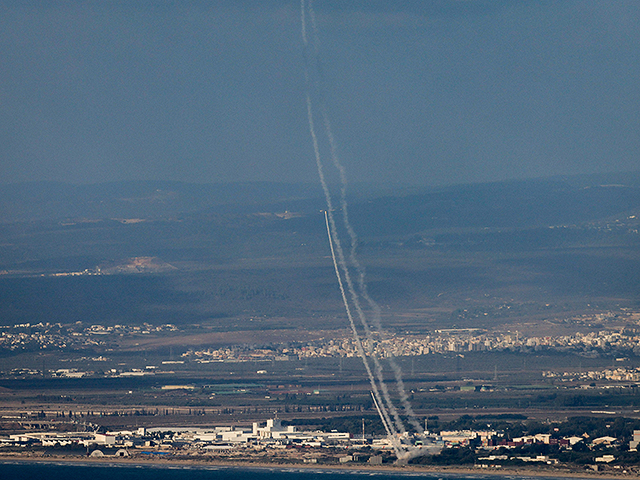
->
xmin=3 ymin=310 xmax=640 ymax=383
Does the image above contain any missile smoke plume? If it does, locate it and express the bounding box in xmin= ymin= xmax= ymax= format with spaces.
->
xmin=301 ymin=0 xmax=423 ymax=454
xmin=303 ymin=0 xmax=400 ymax=442
xmin=307 ymin=5 xmax=422 ymax=435
xmin=324 ymin=211 xmax=401 ymax=457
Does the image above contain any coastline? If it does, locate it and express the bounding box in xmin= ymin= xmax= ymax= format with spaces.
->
xmin=0 ymin=453 xmax=631 ymax=479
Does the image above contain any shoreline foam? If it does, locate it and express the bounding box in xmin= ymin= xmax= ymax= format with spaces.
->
xmin=0 ymin=453 xmax=631 ymax=479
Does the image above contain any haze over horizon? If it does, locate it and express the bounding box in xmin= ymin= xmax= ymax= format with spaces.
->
xmin=1 ymin=0 xmax=639 ymax=187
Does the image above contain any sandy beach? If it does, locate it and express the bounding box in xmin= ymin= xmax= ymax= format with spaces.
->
xmin=0 ymin=453 xmax=635 ymax=479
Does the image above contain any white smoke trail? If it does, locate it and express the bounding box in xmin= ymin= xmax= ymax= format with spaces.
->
xmin=307 ymin=71 xmax=399 ymax=444
xmin=325 ymin=211 xmax=401 ymax=457
xmin=300 ymin=0 xmax=307 ymax=47
xmin=304 ymin=3 xmax=401 ymax=440
xmin=302 ymin=0 xmax=407 ymax=440
xmin=322 ymin=103 xmax=422 ymax=433
xmin=302 ymin=0 xmax=405 ymax=434
xmin=370 ymin=391 xmax=403 ymax=455
xmin=305 ymin=0 xmax=422 ymax=435
xmin=302 ymin=1 xmax=430 ymax=460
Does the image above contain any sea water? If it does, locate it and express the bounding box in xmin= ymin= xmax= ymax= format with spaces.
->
xmin=0 ymin=461 xmax=589 ymax=480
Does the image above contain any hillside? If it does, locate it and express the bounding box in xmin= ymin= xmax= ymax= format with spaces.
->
xmin=0 ymin=173 xmax=639 ymax=329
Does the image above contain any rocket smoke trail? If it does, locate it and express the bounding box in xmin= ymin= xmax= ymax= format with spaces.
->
xmin=325 ymin=212 xmax=402 ymax=457
xmin=305 ymin=0 xmax=421 ymax=433
xmin=318 ymin=100 xmax=423 ymax=434
xmin=308 ymin=9 xmax=421 ymax=428
xmin=304 ymin=3 xmax=398 ymax=442
xmin=301 ymin=0 xmax=423 ymax=456
xmin=301 ymin=0 xmax=400 ymax=440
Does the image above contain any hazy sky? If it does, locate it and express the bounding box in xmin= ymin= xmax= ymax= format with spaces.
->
xmin=1 ymin=0 xmax=639 ymax=186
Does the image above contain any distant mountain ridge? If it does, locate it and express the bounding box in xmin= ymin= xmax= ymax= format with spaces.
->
xmin=0 ymin=172 xmax=639 ymax=327
xmin=1 ymin=172 xmax=640 ymax=229
xmin=0 ymin=181 xmax=324 ymax=223
xmin=348 ymin=179 xmax=640 ymax=237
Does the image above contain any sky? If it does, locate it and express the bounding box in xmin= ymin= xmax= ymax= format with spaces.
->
xmin=1 ymin=0 xmax=639 ymax=187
